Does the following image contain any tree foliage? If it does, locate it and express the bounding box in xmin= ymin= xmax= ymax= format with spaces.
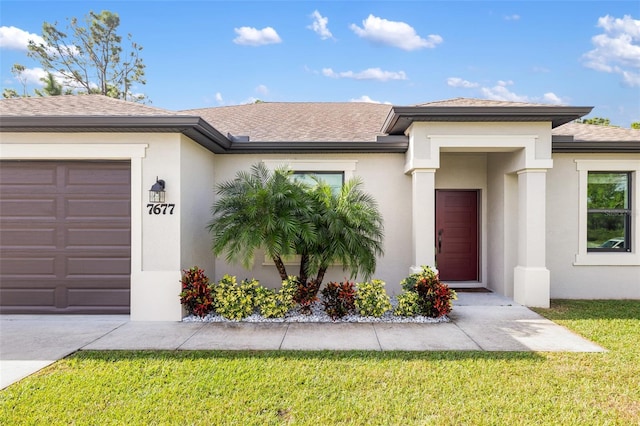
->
xmin=632 ymin=122 xmax=640 ymax=130
xmin=208 ymin=163 xmax=384 ymax=290
xmin=34 ymin=72 xmax=72 ymax=96
xmin=577 ymin=117 xmax=611 ymax=126
xmin=24 ymin=10 xmax=146 ymax=101
xmin=208 ymin=163 xmax=315 ymax=281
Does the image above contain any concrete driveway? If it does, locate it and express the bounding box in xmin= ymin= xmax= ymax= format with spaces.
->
xmin=0 ymin=293 xmax=604 ymax=390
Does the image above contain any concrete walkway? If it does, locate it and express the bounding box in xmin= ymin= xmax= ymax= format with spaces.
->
xmin=0 ymin=293 xmax=604 ymax=389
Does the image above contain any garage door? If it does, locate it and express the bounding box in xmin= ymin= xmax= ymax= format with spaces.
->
xmin=0 ymin=161 xmax=131 ymax=314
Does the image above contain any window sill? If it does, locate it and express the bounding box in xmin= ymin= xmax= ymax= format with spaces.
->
xmin=574 ymin=253 xmax=640 ymax=266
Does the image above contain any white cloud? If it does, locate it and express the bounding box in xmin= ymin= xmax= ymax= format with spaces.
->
xmin=233 ymin=26 xmax=282 ymax=46
xmin=349 ymin=14 xmax=442 ymax=51
xmin=322 ymin=67 xmax=407 ymax=81
xmin=255 ymin=84 xmax=269 ymax=95
xmin=0 ymin=26 xmax=44 ymax=50
xmin=215 ymin=92 xmax=224 ymax=104
xmin=542 ymin=92 xmax=564 ymax=105
xmin=308 ymin=10 xmax=333 ymax=40
xmin=481 ymin=81 xmax=568 ymax=104
xmin=349 ymin=95 xmax=391 ymax=104
xmin=582 ymin=15 xmax=640 ymax=87
xmin=10 ymin=66 xmax=47 ymax=86
xmin=504 ymin=14 xmax=520 ymax=21
xmin=450 ymin=77 xmax=567 ymax=105
xmin=447 ymin=77 xmax=479 ymax=88
xmin=480 ymin=80 xmax=530 ymax=102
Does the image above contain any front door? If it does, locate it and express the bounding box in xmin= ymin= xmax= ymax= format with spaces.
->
xmin=435 ymin=190 xmax=479 ymax=281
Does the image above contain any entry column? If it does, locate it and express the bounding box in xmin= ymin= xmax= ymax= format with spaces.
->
xmin=514 ymin=169 xmax=550 ymax=307
xmin=410 ymin=169 xmax=437 ymax=273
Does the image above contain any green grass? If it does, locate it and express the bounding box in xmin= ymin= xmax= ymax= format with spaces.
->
xmin=1 ymin=300 xmax=639 ymax=425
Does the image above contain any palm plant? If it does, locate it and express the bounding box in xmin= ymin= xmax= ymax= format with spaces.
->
xmin=209 ymin=164 xmax=384 ymax=296
xmin=301 ymin=177 xmax=384 ymax=286
xmin=208 ymin=163 xmax=316 ymax=280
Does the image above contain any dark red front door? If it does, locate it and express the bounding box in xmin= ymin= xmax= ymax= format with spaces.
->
xmin=435 ymin=190 xmax=479 ymax=281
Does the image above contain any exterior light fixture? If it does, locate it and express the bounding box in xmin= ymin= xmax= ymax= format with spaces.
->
xmin=149 ymin=177 xmax=166 ymax=203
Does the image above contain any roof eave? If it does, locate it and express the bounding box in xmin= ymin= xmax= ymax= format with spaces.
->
xmin=227 ymin=140 xmax=408 ymax=154
xmin=383 ymin=106 xmax=594 ymax=134
xmin=553 ymin=141 xmax=640 ymax=153
xmin=0 ymin=116 xmax=232 ymax=153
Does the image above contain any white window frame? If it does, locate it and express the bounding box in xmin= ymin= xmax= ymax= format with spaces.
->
xmin=261 ymin=159 xmax=358 ymax=265
xmin=575 ymin=159 xmax=640 ymax=266
xmin=262 ymin=159 xmax=357 ymax=180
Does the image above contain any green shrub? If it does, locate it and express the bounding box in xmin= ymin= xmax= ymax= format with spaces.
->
xmin=179 ymin=266 xmax=215 ymax=317
xmin=321 ymin=280 xmax=357 ymax=320
xmin=394 ymin=291 xmax=420 ymax=317
xmin=355 ymin=279 xmax=392 ymax=317
xmin=294 ymin=278 xmax=321 ymax=315
xmin=214 ymin=275 xmax=259 ymax=320
xmin=255 ymin=277 xmax=297 ymax=318
xmin=396 ymin=266 xmax=457 ymax=318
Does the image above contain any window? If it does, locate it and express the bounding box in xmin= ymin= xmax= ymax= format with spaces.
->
xmin=575 ymin=159 xmax=639 ymax=266
xmin=587 ymin=172 xmax=631 ymax=252
xmin=261 ymin=159 xmax=357 ymax=265
xmin=292 ymin=171 xmax=344 ymax=194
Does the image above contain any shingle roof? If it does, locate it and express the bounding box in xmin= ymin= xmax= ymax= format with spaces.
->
xmin=182 ymin=102 xmax=392 ymax=142
xmin=0 ymin=94 xmax=185 ymax=116
xmin=552 ymin=122 xmax=639 ymax=142
xmin=2 ymin=95 xmax=637 ymax=149
xmin=415 ymin=97 xmax=555 ymax=107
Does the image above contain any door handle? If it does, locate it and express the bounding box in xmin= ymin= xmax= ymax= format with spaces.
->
xmin=438 ymin=229 xmax=443 ymax=253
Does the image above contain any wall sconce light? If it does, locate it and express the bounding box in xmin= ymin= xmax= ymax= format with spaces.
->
xmin=149 ymin=177 xmax=166 ymax=203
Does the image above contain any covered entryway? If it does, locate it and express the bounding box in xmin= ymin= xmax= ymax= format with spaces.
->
xmin=435 ymin=190 xmax=479 ymax=281
xmin=0 ymin=161 xmax=131 ymax=314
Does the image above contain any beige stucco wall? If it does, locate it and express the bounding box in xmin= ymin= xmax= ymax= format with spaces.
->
xmin=486 ymin=153 xmax=519 ymax=297
xmin=211 ymin=153 xmax=411 ymax=294
xmin=179 ymin=135 xmax=216 ymax=275
xmin=547 ymin=153 xmax=640 ymax=299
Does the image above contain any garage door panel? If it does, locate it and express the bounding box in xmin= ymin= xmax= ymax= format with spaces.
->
xmin=66 ymin=228 xmax=130 ymax=247
xmin=0 ymin=257 xmax=56 ymax=275
xmin=0 ymin=164 xmax=57 ymax=186
xmin=0 ymin=227 xmax=57 ymax=248
xmin=0 ymin=198 xmax=57 ymax=218
xmin=66 ymin=199 xmax=131 ymax=218
xmin=66 ymin=165 xmax=131 ymax=186
xmin=0 ymin=161 xmax=131 ymax=314
xmin=66 ymin=257 xmax=130 ymax=276
xmin=67 ymin=288 xmax=129 ymax=307
xmin=0 ymin=288 xmax=56 ymax=306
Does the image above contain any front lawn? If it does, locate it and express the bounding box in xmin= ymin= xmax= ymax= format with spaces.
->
xmin=1 ymin=300 xmax=638 ymax=425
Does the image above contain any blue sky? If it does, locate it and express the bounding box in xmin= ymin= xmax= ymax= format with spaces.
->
xmin=1 ymin=1 xmax=639 ymax=126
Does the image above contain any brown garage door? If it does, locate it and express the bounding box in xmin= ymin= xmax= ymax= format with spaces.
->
xmin=0 ymin=161 xmax=131 ymax=314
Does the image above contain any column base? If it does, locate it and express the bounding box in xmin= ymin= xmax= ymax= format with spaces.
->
xmin=131 ymin=270 xmax=183 ymax=321
xmin=513 ymin=266 xmax=550 ymax=308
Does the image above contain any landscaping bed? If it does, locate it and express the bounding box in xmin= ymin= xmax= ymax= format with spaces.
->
xmin=182 ymin=298 xmax=450 ymax=324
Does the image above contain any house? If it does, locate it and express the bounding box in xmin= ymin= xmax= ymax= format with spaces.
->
xmin=1 ymin=95 xmax=638 ymax=321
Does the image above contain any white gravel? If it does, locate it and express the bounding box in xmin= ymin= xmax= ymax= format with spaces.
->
xmin=183 ymin=300 xmax=449 ymax=324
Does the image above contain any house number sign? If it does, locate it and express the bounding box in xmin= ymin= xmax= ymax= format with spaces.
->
xmin=146 ymin=203 xmax=176 ymax=215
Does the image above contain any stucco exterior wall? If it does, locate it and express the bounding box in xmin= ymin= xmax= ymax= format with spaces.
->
xmin=486 ymin=153 xmax=519 ymax=297
xmin=211 ymin=153 xmax=411 ymax=294
xmin=547 ymin=153 xmax=640 ymax=299
xmin=179 ymin=135 xmax=216 ymax=276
